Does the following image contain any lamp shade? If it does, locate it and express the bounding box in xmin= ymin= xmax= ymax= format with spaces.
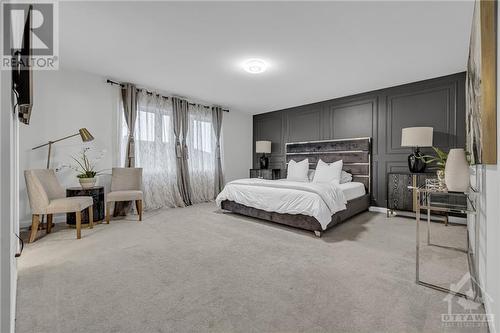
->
xmin=256 ymin=140 xmax=272 ymax=153
xmin=401 ymin=127 xmax=433 ymax=147
xmin=79 ymin=128 xmax=94 ymax=142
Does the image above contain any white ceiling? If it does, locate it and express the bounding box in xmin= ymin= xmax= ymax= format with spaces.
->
xmin=59 ymin=1 xmax=474 ymax=114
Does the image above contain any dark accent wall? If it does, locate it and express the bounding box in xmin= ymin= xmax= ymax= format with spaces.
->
xmin=253 ymin=72 xmax=466 ymax=207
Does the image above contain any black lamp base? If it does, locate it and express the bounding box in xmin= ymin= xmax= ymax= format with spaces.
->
xmin=408 ymin=149 xmax=426 ymax=173
xmin=259 ymin=154 xmax=269 ymax=169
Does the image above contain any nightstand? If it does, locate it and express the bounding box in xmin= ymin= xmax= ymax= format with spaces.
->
xmin=249 ymin=169 xmax=281 ymax=180
xmin=66 ymin=186 xmax=105 ymax=226
xmin=387 ymin=172 xmax=435 ymax=217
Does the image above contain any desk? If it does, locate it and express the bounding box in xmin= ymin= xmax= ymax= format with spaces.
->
xmin=411 ymin=185 xmax=479 ymax=300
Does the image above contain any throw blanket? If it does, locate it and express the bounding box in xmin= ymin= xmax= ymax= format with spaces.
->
xmin=216 ymin=178 xmax=347 ymax=230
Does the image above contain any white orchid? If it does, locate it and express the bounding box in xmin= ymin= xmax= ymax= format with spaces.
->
xmin=56 ymin=148 xmax=107 ymax=179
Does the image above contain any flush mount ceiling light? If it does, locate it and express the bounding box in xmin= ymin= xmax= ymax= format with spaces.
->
xmin=242 ymin=58 xmax=269 ymax=74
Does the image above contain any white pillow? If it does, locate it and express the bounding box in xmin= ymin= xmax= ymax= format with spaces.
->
xmin=313 ymin=159 xmax=343 ymax=184
xmin=287 ymin=159 xmax=309 ymax=182
xmin=340 ymin=170 xmax=353 ymax=184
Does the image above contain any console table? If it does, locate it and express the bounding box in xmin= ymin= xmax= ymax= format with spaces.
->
xmin=411 ymin=185 xmax=479 ymax=300
xmin=66 ymin=186 xmax=105 ymax=226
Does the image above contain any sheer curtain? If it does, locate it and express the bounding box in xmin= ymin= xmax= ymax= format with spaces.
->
xmin=120 ymin=91 xmax=184 ymax=210
xmin=187 ymin=104 xmax=216 ymax=203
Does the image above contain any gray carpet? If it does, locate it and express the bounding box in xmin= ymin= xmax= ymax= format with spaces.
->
xmin=16 ymin=203 xmax=486 ymax=333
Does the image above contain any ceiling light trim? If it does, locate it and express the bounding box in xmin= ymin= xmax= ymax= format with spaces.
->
xmin=242 ymin=58 xmax=269 ymax=74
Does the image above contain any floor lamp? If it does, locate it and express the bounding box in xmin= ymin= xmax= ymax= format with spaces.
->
xmin=32 ymin=128 xmax=94 ymax=168
xmin=30 ymin=128 xmax=94 ymax=230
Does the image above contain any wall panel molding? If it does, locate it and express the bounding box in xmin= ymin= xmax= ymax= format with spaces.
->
xmin=325 ymin=97 xmax=378 ymax=154
xmin=254 ymin=112 xmax=285 ymax=168
xmin=385 ymin=83 xmax=458 ymax=155
xmin=253 ymin=72 xmax=466 ymax=206
xmin=286 ymin=106 xmax=322 ymax=142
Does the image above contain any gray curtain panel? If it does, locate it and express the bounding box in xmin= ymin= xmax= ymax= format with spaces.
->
xmin=122 ymin=83 xmax=138 ymax=167
xmin=172 ymin=97 xmax=192 ymax=205
xmin=114 ymin=83 xmax=138 ymax=216
xmin=212 ymin=106 xmax=224 ymax=195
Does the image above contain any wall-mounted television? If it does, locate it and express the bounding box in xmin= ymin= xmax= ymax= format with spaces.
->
xmin=11 ymin=4 xmax=33 ymax=125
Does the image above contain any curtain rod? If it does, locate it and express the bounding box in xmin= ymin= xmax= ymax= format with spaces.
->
xmin=106 ymin=79 xmax=229 ymax=112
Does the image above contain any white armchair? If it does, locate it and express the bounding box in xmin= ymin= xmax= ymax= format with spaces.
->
xmin=24 ymin=169 xmax=94 ymax=242
xmin=106 ymin=167 xmax=143 ymax=223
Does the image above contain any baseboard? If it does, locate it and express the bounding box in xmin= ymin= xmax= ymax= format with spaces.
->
xmin=20 ymin=220 xmax=31 ymax=229
xmin=20 ymin=215 xmax=66 ymax=230
xmin=368 ymin=206 xmax=387 ymax=214
xmin=483 ymin=294 xmax=497 ymax=333
xmin=478 ymin=272 xmax=497 ymax=333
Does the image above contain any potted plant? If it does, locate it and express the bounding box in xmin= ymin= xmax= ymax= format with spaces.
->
xmin=419 ymin=147 xmax=448 ymax=185
xmin=66 ymin=148 xmax=105 ymax=189
xmin=419 ymin=147 xmax=471 ymax=190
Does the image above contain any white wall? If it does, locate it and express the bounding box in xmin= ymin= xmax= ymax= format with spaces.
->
xmin=1 ymin=67 xmax=18 ymax=333
xmin=476 ymin=164 xmax=499 ymax=332
xmin=19 ymin=69 xmax=117 ymax=226
xmin=472 ymin=7 xmax=500 ymax=331
xmin=19 ymin=69 xmax=253 ymax=226
xmin=222 ymin=110 xmax=252 ymax=182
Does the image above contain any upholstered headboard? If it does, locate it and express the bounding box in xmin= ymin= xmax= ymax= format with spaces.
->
xmin=285 ymin=137 xmax=372 ymax=193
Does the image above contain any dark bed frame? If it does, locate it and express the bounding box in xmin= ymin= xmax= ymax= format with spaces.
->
xmin=220 ymin=137 xmax=372 ymax=237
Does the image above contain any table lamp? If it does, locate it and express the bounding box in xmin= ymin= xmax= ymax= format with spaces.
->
xmin=401 ymin=127 xmax=433 ymax=173
xmin=256 ymin=140 xmax=272 ymax=169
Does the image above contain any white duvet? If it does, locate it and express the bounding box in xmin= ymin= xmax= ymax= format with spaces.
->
xmin=215 ymin=178 xmax=347 ymax=230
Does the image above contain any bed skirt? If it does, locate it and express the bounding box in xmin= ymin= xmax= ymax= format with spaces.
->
xmin=220 ymin=193 xmax=370 ymax=234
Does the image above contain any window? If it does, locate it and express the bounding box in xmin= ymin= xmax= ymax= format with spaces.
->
xmin=122 ymin=109 xmax=172 ymax=144
xmin=162 ymin=115 xmax=171 ymax=143
xmin=136 ymin=111 xmax=155 ymax=142
xmin=192 ymin=120 xmax=212 ymax=153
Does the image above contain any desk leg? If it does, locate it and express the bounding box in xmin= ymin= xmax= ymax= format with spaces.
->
xmin=416 ymin=191 xmax=420 ymax=283
xmin=466 ymin=231 xmax=480 ymax=301
xmin=412 ymin=175 xmax=417 ymax=212
xmin=427 ymin=203 xmax=431 ymax=245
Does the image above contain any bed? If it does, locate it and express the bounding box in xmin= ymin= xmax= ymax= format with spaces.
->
xmin=217 ymin=137 xmax=372 ymax=237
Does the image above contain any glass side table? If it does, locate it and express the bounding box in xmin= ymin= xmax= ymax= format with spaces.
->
xmin=409 ymin=184 xmax=479 ymax=300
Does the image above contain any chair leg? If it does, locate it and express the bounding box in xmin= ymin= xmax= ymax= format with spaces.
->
xmin=106 ymin=202 xmax=111 ymax=224
xmin=76 ymin=211 xmax=82 ymax=239
xmin=29 ymin=214 xmax=40 ymax=243
xmin=46 ymin=214 xmax=53 ymax=234
xmin=88 ymin=205 xmax=94 ymax=229
xmin=136 ymin=200 xmax=143 ymax=221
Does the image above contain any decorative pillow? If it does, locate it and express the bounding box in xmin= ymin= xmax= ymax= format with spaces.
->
xmin=287 ymin=159 xmax=309 ymax=182
xmin=313 ymin=159 xmax=343 ymax=184
xmin=307 ymin=169 xmax=315 ymax=182
xmin=340 ymin=170 xmax=353 ymax=184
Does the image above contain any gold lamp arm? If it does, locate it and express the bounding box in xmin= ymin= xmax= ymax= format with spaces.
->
xmin=32 ymin=133 xmax=80 ymax=150
xmin=31 ymin=128 xmax=94 ymax=169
